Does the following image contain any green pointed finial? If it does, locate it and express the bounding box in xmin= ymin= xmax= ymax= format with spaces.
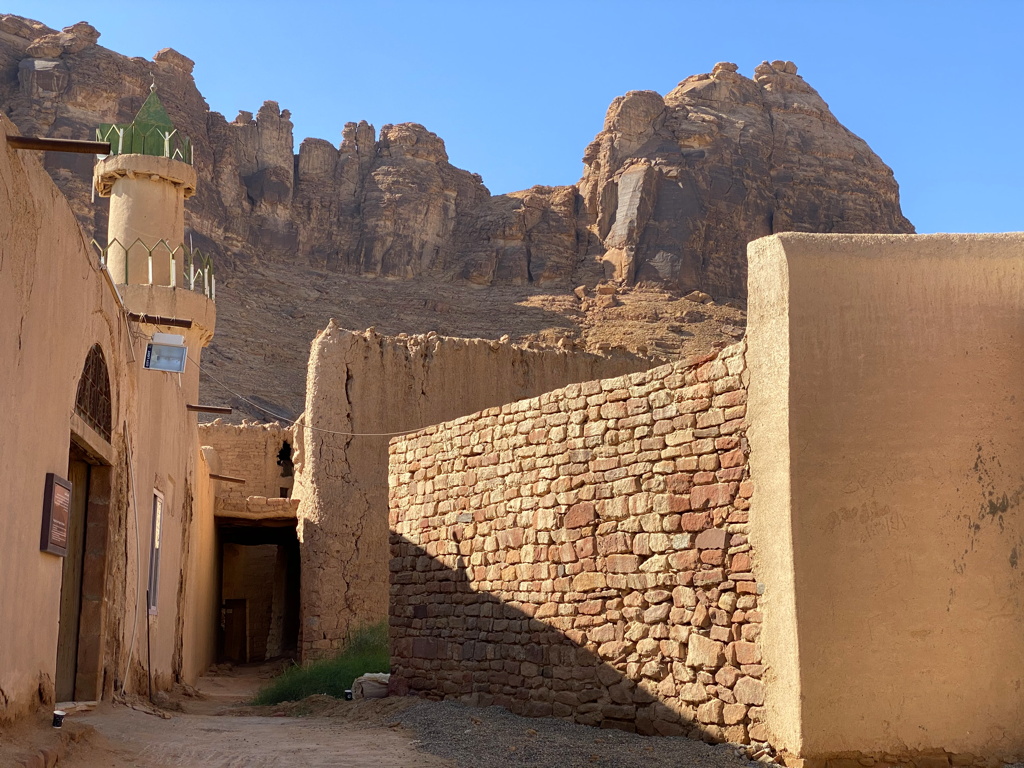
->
xmin=133 ymin=88 xmax=175 ymax=129
xmin=97 ymin=84 xmax=192 ymax=163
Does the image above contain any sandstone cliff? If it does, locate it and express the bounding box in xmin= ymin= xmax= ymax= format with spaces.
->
xmin=1 ymin=15 xmax=913 ymax=419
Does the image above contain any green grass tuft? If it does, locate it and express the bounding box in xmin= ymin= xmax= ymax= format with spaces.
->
xmin=251 ymin=621 xmax=389 ymax=705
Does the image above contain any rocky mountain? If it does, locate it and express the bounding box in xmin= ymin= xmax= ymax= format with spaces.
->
xmin=1 ymin=15 xmax=913 ymax=419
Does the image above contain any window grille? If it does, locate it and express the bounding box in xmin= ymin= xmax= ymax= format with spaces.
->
xmin=74 ymin=345 xmax=112 ymax=442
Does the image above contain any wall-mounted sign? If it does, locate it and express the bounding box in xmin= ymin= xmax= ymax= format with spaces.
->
xmin=144 ymin=333 xmax=187 ymax=373
xmin=40 ymin=473 xmax=72 ymax=556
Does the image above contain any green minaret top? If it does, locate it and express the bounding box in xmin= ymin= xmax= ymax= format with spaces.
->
xmin=97 ymin=86 xmax=193 ymax=164
xmin=133 ymin=89 xmax=175 ymax=128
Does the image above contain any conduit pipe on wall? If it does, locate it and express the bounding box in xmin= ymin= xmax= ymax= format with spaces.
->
xmin=120 ymin=423 xmax=143 ymax=695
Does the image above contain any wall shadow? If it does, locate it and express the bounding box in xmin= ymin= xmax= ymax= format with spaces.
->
xmin=390 ymin=535 xmax=729 ymax=742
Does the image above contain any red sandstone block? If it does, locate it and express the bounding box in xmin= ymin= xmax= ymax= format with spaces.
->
xmin=668 ymin=550 xmax=698 ymax=570
xmin=730 ymin=553 xmax=752 ymax=572
xmin=736 ymin=581 xmax=758 ymax=594
xmin=600 ymin=402 xmax=629 ymax=419
xmin=720 ymin=449 xmax=745 ymax=469
xmin=696 ymin=360 xmax=728 ymax=382
xmin=714 ymin=436 xmax=740 ymax=451
xmin=565 ymin=502 xmax=597 ymax=529
xmin=720 ymin=418 xmax=746 ymax=435
xmin=677 ymin=398 xmax=711 ymax=414
xmin=606 ymin=554 xmax=640 ymax=573
xmin=716 ymin=467 xmax=745 ymax=482
xmin=738 ymin=481 xmax=753 ymax=499
xmin=597 ymin=532 xmax=631 ymax=555
xmin=575 ymin=536 xmax=596 ymax=558
xmin=668 ymin=494 xmax=691 ymax=513
xmin=700 ymin=549 xmax=724 ymax=566
xmin=733 ymin=641 xmax=761 ymax=665
xmin=690 ymin=483 xmax=736 ymax=509
xmin=724 ymin=405 xmax=746 ymax=421
xmin=693 ymin=568 xmax=725 ymax=586
xmin=666 ymin=474 xmax=692 ymax=493
xmin=680 ymin=512 xmax=711 ymax=531
xmin=713 ymin=389 xmax=747 ymax=408
xmin=694 ymin=527 xmax=728 ymax=550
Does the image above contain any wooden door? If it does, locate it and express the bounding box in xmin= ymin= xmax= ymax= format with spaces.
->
xmin=222 ymin=599 xmax=248 ymax=664
xmin=56 ymin=458 xmax=89 ymax=702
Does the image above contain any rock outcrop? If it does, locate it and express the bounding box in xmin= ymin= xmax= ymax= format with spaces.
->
xmin=578 ymin=60 xmax=913 ymax=295
xmin=0 ymin=16 xmax=913 ymax=418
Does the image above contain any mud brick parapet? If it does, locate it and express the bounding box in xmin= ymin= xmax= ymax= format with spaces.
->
xmin=388 ymin=341 xmax=770 ymax=746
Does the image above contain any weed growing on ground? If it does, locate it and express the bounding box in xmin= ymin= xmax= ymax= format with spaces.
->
xmin=252 ymin=622 xmax=389 ymax=705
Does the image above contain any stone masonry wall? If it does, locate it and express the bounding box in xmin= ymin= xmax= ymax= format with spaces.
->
xmin=199 ymin=421 xmax=294 ymax=513
xmin=389 ymin=342 xmax=769 ymax=747
xmin=292 ymin=323 xmax=648 ymax=658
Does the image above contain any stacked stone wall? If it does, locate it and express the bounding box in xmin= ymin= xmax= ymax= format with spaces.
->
xmin=292 ymin=323 xmax=648 ymax=658
xmin=389 ymin=341 xmax=768 ymax=746
xmin=199 ymin=421 xmax=294 ymax=512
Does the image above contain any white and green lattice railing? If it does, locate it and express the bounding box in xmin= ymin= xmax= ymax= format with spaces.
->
xmin=92 ymin=238 xmax=215 ymax=299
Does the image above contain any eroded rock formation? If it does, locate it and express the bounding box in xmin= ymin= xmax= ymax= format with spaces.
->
xmin=578 ymin=61 xmax=913 ymax=294
xmin=0 ymin=15 xmax=913 ymax=418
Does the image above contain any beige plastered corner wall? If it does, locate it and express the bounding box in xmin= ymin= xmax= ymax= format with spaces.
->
xmin=0 ymin=118 xmax=126 ymax=720
xmin=178 ymin=446 xmax=219 ymax=684
xmin=291 ymin=322 xmax=650 ymax=657
xmin=0 ymin=114 xmax=218 ymax=718
xmin=746 ymin=232 xmax=1024 ymax=761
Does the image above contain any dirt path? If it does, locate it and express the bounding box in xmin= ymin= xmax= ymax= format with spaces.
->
xmin=64 ymin=706 xmax=450 ymax=768
xmin=40 ymin=667 xmax=759 ymax=768
xmin=57 ymin=668 xmax=452 ymax=768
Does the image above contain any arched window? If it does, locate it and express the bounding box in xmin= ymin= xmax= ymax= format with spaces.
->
xmin=75 ymin=344 xmax=112 ymax=442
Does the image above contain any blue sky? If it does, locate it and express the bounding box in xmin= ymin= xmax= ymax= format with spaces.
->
xmin=16 ymin=1 xmax=1023 ymax=234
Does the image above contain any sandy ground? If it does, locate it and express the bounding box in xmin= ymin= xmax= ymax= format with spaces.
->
xmin=16 ymin=667 xmax=451 ymax=768
xmin=64 ymin=707 xmax=447 ymax=768
xmin=3 ymin=667 xmax=761 ymax=768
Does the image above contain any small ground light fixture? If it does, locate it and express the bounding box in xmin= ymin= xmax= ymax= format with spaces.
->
xmin=145 ymin=333 xmax=187 ymax=373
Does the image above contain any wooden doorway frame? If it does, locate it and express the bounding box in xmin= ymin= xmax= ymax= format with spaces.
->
xmin=60 ymin=414 xmax=115 ymax=701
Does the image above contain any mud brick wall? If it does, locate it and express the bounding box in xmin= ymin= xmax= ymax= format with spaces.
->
xmin=389 ymin=341 xmax=769 ymax=746
xmin=198 ymin=421 xmax=294 ymax=511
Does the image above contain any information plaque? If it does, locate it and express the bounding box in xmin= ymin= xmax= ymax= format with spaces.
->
xmin=40 ymin=473 xmax=72 ymax=556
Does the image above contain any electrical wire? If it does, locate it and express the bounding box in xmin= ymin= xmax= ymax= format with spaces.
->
xmin=189 ymin=355 xmax=426 ymax=438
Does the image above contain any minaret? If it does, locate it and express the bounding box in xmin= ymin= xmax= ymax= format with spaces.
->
xmin=94 ymin=87 xmax=196 ymax=286
xmin=93 ymin=87 xmax=214 ymax=402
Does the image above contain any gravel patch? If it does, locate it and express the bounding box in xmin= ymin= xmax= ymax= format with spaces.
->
xmin=395 ymin=699 xmax=759 ymax=768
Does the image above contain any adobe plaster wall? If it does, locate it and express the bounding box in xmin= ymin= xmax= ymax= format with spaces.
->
xmin=178 ymin=446 xmax=219 ymax=684
xmin=292 ymin=323 xmax=650 ymax=657
xmin=198 ymin=421 xmax=294 ymax=513
xmin=389 ymin=345 xmax=768 ymax=744
xmin=0 ymin=114 xmax=217 ymax=719
xmin=746 ymin=233 xmax=1024 ymax=763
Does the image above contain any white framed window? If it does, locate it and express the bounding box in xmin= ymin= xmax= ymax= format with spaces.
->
xmin=147 ymin=490 xmax=164 ymax=614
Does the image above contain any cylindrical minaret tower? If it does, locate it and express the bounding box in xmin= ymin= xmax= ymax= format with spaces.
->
xmin=92 ymin=87 xmax=215 ymax=405
xmin=93 ymin=88 xmax=197 ymax=286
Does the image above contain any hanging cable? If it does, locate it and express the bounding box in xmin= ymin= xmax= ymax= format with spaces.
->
xmin=190 ymin=355 xmax=427 ymax=438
